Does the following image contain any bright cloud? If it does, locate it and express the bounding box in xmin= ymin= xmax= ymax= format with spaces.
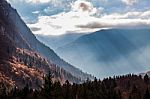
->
xmin=122 ymin=0 xmax=138 ymax=5
xmin=28 ymin=0 xmax=101 ymax=35
xmin=101 ymin=11 xmax=150 ymax=19
xmin=28 ymin=0 xmax=150 ymax=35
xmin=9 ymin=0 xmax=149 ymax=35
xmin=7 ymin=0 xmax=51 ymax=3
xmin=26 ymin=0 xmax=51 ymax=3
xmin=28 ymin=12 xmax=100 ymax=35
xmin=28 ymin=10 xmax=150 ymax=35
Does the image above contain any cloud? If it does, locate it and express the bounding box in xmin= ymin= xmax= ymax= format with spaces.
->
xmin=141 ymin=11 xmax=150 ymax=18
xmin=101 ymin=11 xmax=150 ymax=19
xmin=30 ymin=27 xmax=41 ymax=31
xmin=27 ymin=13 xmax=100 ymax=35
xmin=27 ymin=0 xmax=100 ymax=35
xmin=7 ymin=0 xmax=51 ymax=3
xmin=28 ymin=9 xmax=150 ymax=35
xmin=24 ymin=0 xmax=150 ymax=35
xmin=122 ymin=0 xmax=138 ymax=5
xmin=76 ymin=10 xmax=150 ymax=29
xmin=32 ymin=11 xmax=40 ymax=14
xmin=76 ymin=19 xmax=150 ymax=29
xmin=71 ymin=0 xmax=97 ymax=15
xmin=24 ymin=0 xmax=51 ymax=3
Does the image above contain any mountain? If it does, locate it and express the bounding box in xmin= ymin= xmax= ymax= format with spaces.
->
xmin=0 ymin=0 xmax=93 ymax=88
xmin=140 ymin=71 xmax=150 ymax=77
xmin=56 ymin=29 xmax=150 ymax=78
xmin=7 ymin=4 xmax=93 ymax=81
xmin=36 ymin=33 xmax=85 ymax=50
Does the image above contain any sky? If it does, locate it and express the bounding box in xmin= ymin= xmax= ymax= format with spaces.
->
xmin=7 ymin=0 xmax=150 ymax=35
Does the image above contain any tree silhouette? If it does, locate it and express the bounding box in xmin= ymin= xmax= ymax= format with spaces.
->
xmin=0 ymin=83 xmax=7 ymax=99
xmin=0 ymin=73 xmax=150 ymax=99
xmin=144 ymin=74 xmax=149 ymax=84
xmin=143 ymin=88 xmax=150 ymax=99
xmin=42 ymin=71 xmax=53 ymax=99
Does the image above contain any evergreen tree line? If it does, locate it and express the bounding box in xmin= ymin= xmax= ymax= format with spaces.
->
xmin=0 ymin=72 xmax=150 ymax=99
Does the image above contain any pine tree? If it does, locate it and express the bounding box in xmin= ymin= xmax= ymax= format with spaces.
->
xmin=42 ymin=71 xmax=53 ymax=99
xmin=11 ymin=86 xmax=18 ymax=98
xmin=129 ymin=95 xmax=132 ymax=99
xmin=130 ymin=85 xmax=141 ymax=99
xmin=63 ymin=80 xmax=71 ymax=99
xmin=144 ymin=74 xmax=149 ymax=84
xmin=0 ymin=83 xmax=7 ymax=99
xmin=53 ymin=81 xmax=62 ymax=99
xmin=20 ymin=84 xmax=30 ymax=99
xmin=143 ymin=88 xmax=150 ymax=99
xmin=7 ymin=46 xmax=10 ymax=54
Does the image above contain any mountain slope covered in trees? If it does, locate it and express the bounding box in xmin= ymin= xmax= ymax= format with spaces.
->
xmin=2 ymin=0 xmax=93 ymax=80
xmin=0 ymin=0 xmax=93 ymax=88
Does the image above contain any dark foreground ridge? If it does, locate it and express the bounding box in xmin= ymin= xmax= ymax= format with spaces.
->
xmin=0 ymin=73 xmax=150 ymax=99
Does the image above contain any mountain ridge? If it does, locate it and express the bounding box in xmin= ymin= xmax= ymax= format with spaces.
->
xmin=0 ymin=0 xmax=93 ymax=88
xmin=6 ymin=5 xmax=93 ymax=80
xmin=36 ymin=33 xmax=85 ymax=50
xmin=56 ymin=29 xmax=150 ymax=78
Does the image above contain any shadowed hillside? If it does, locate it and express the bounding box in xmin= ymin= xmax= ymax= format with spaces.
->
xmin=56 ymin=29 xmax=150 ymax=78
xmin=0 ymin=0 xmax=93 ymax=88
